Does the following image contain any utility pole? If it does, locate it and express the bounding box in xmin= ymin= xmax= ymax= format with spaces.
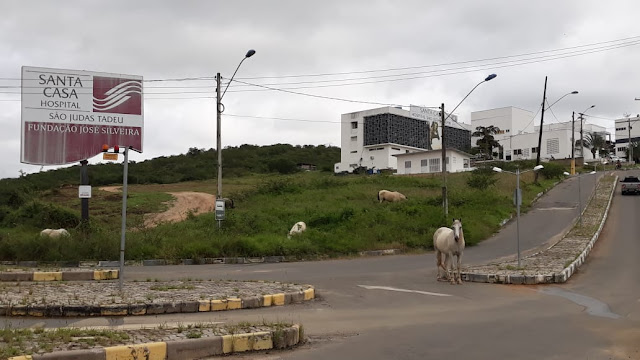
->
xmin=629 ymin=115 xmax=633 ymax=164
xmin=441 ymin=103 xmax=448 ymax=217
xmin=216 ymin=72 xmax=222 ymax=199
xmin=571 ymin=112 xmax=576 ymax=175
xmin=534 ymin=76 xmax=548 ymax=183
xmin=580 ymin=112 xmax=584 ymax=162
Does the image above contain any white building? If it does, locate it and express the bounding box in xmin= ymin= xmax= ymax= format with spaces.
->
xmin=394 ymin=149 xmax=472 ymax=175
xmin=334 ymin=106 xmax=471 ymax=174
xmin=614 ymin=115 xmax=640 ymax=161
xmin=471 ymin=107 xmax=608 ymax=162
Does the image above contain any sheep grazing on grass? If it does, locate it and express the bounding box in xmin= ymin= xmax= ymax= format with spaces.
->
xmin=378 ymin=190 xmax=407 ymax=203
xmin=222 ymin=198 xmax=235 ymax=209
xmin=40 ymin=228 xmax=70 ymax=238
xmin=287 ymin=221 xmax=307 ymax=239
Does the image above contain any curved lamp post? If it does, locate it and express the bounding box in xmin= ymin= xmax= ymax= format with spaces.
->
xmin=217 ymin=50 xmax=256 ymax=198
xmin=535 ymin=78 xmax=578 ymax=182
xmin=441 ymin=73 xmax=497 ymax=216
xmin=216 ymin=49 xmax=255 ymax=228
xmin=493 ymin=164 xmax=544 ymax=267
xmin=563 ymin=170 xmax=596 ymax=226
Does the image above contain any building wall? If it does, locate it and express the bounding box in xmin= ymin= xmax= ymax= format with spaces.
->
xmin=395 ymin=151 xmax=470 ymax=175
xmin=614 ymin=116 xmax=640 ymax=160
xmin=335 ymin=106 xmax=471 ymax=173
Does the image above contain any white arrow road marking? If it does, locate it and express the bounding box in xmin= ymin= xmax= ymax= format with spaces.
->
xmin=358 ymin=285 xmax=452 ymax=297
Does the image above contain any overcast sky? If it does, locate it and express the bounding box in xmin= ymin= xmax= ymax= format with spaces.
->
xmin=2 ymin=0 xmax=640 ymax=179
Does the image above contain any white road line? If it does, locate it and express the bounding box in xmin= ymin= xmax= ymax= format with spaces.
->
xmin=357 ymin=285 xmax=452 ymax=297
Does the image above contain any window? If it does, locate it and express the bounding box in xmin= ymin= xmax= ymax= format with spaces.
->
xmin=618 ymin=147 xmax=626 ymax=152
xmin=446 ymin=157 xmax=450 ymax=165
xmin=421 ymin=159 xmax=428 ymax=167
xmin=546 ymin=138 xmax=560 ymax=154
xmin=429 ymin=158 xmax=440 ymax=172
xmin=405 ymin=161 xmax=411 ymax=169
xmin=514 ymin=149 xmax=523 ymax=155
xmin=453 ymin=156 xmax=457 ymax=164
xmin=523 ymin=148 xmax=530 ymax=158
xmin=463 ymin=159 xmax=470 ymax=168
xmin=506 ymin=155 xmax=512 ymax=161
xmin=350 ymin=136 xmax=357 ymax=142
xmin=617 ymin=127 xmax=627 ymax=131
xmin=532 ymin=147 xmax=538 ymax=153
xmin=350 ymin=150 xmax=357 ymax=153
xmin=506 ymin=129 xmax=510 ymax=133
xmin=351 ymin=121 xmax=358 ymax=129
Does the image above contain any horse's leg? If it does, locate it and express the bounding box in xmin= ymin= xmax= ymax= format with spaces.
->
xmin=445 ymin=253 xmax=454 ymax=284
xmin=456 ymin=253 xmax=463 ymax=284
xmin=435 ymin=250 xmax=442 ymax=280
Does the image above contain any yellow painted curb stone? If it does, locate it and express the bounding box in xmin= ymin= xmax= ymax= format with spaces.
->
xmin=105 ymin=341 xmax=166 ymax=360
xmin=222 ymin=331 xmax=273 ymax=354
xmin=33 ymin=272 xmax=62 ymax=281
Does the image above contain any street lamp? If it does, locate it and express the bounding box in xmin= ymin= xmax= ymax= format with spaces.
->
xmin=535 ymin=76 xmax=578 ymax=183
xmin=216 ymin=49 xmax=256 ymax=211
xmin=441 ymin=73 xmax=497 ymax=216
xmin=493 ymin=164 xmax=544 ymax=267
xmin=563 ymin=170 xmax=596 ymax=226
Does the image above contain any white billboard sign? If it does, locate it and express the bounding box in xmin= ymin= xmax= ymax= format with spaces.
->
xmin=21 ymin=66 xmax=144 ymax=165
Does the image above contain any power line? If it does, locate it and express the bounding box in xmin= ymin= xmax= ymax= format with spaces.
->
xmin=230 ymin=78 xmax=407 ymax=107
xmin=225 ymin=113 xmax=340 ymax=123
xmin=2 ymin=34 xmax=639 ymax=89
xmin=235 ymin=35 xmax=640 ymax=80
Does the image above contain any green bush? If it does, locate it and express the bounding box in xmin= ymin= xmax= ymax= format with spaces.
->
xmin=539 ymin=162 xmax=566 ymax=180
xmin=2 ymin=201 xmax=80 ymax=229
xmin=466 ymin=168 xmax=498 ymax=190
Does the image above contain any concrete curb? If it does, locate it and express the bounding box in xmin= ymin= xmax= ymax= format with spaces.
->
xmin=1 ymin=286 xmax=315 ymax=318
xmin=7 ymin=324 xmax=303 ymax=360
xmin=0 ymin=270 xmax=119 ymax=282
xmin=461 ymin=175 xmax=617 ymax=285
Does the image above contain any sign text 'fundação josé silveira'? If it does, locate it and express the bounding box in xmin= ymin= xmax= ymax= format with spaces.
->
xmin=21 ymin=66 xmax=144 ymax=165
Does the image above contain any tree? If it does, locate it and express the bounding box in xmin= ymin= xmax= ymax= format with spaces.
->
xmin=625 ymin=141 xmax=640 ymax=162
xmin=582 ymin=132 xmax=607 ymax=159
xmin=472 ymin=126 xmax=501 ymax=159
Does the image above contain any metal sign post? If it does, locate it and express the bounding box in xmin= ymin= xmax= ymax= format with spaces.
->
xmin=119 ymin=146 xmax=129 ymax=291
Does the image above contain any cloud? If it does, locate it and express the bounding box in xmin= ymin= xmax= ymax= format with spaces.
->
xmin=1 ymin=0 xmax=640 ymax=179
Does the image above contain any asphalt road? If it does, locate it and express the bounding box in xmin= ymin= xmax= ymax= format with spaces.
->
xmin=4 ymin=172 xmax=639 ymax=359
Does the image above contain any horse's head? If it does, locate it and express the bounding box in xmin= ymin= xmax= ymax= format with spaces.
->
xmin=452 ymin=218 xmax=462 ymax=242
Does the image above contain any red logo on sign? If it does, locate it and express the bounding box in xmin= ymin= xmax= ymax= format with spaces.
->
xmin=93 ymin=76 xmax=142 ymax=115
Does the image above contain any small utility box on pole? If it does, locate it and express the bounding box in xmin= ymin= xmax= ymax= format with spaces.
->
xmin=215 ymin=199 xmax=226 ymax=228
xmin=513 ymin=188 xmax=522 ymax=206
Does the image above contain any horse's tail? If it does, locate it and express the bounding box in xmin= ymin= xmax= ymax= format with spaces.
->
xmin=377 ymin=192 xmax=380 ymax=201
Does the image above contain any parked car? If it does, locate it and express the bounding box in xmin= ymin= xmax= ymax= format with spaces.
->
xmin=620 ymin=176 xmax=640 ymax=195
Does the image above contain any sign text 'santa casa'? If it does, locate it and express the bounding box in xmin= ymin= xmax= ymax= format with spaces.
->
xmin=21 ymin=66 xmax=144 ymax=165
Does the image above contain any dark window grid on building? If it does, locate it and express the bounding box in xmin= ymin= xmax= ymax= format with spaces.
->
xmin=363 ymin=114 xmax=430 ymax=149
xmin=405 ymin=161 xmax=411 ymax=169
xmin=514 ymin=149 xmax=522 ymax=155
xmin=363 ymin=113 xmax=470 ymax=152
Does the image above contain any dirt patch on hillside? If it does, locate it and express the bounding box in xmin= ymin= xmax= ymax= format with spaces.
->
xmin=98 ymin=187 xmax=215 ymax=228
xmin=143 ymin=192 xmax=216 ymax=227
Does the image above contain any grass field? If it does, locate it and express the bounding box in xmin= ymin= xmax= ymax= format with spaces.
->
xmin=0 ymin=168 xmax=560 ymax=262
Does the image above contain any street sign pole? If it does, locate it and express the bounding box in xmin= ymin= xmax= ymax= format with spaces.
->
xmin=119 ymin=146 xmax=129 ymax=291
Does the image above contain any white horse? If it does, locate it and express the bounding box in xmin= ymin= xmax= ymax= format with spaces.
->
xmin=433 ymin=218 xmax=465 ymax=284
xmin=287 ymin=221 xmax=307 ymax=239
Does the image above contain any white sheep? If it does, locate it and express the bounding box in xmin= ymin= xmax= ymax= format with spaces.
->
xmin=40 ymin=228 xmax=70 ymax=238
xmin=287 ymin=221 xmax=307 ymax=239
